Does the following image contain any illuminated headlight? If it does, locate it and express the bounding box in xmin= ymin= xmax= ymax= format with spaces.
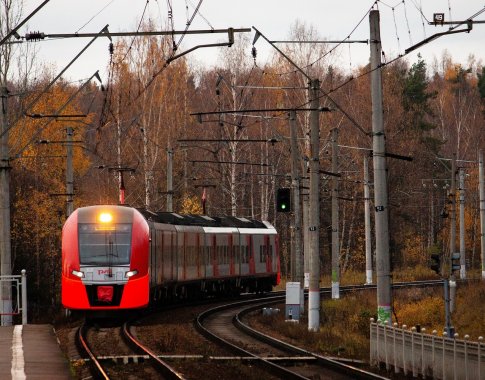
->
xmin=98 ymin=212 xmax=113 ymax=223
xmin=72 ymin=270 xmax=84 ymax=278
xmin=125 ymin=270 xmax=138 ymax=278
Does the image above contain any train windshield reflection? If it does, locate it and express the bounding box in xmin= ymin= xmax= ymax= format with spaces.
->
xmin=78 ymin=223 xmax=132 ymax=265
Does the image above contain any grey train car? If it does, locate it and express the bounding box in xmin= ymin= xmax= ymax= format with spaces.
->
xmin=139 ymin=210 xmax=281 ymax=302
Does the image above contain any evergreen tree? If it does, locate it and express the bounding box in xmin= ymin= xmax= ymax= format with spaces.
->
xmin=402 ymin=54 xmax=437 ymax=132
xmin=478 ymin=66 xmax=485 ymax=99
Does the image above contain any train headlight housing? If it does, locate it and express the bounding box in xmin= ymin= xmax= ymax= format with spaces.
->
xmin=71 ymin=270 xmax=84 ymax=278
xmin=125 ymin=269 xmax=138 ymax=278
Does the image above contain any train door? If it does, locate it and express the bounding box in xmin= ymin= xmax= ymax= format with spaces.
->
xmin=248 ymin=235 xmax=255 ymax=274
xmin=229 ymin=234 xmax=234 ymax=276
xmin=149 ymin=223 xmax=156 ymax=288
xmin=216 ymin=233 xmax=228 ymax=277
xmin=183 ymin=232 xmax=187 ymax=281
xmin=265 ymin=235 xmax=272 ymax=273
xmin=254 ymin=234 xmax=265 ymax=274
xmin=204 ymin=232 xmax=213 ymax=278
xmin=275 ymin=234 xmax=281 ymax=281
xmin=212 ymin=234 xmax=218 ymax=277
xmin=197 ymin=232 xmax=201 ymax=278
xmin=240 ymin=234 xmax=249 ymax=276
xmin=156 ymin=228 xmax=163 ymax=284
xmin=232 ymin=231 xmax=240 ymax=276
xmin=177 ymin=230 xmax=184 ymax=281
xmin=185 ymin=229 xmax=198 ymax=281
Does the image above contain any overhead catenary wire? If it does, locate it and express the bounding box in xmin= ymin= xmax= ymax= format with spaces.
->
xmin=260 ymin=2 xmax=374 ymax=78
xmin=403 ymin=0 xmax=413 ymax=45
xmin=75 ymin=0 xmax=116 ymax=33
xmin=391 ymin=6 xmax=402 ymax=53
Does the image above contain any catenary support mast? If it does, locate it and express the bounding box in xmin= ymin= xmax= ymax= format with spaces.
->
xmin=364 ymin=155 xmax=373 ymax=284
xmin=308 ymin=78 xmax=321 ymax=331
xmin=331 ymin=128 xmax=340 ymax=299
xmin=370 ymin=10 xmax=392 ymax=324
xmin=479 ymin=150 xmax=485 ymax=279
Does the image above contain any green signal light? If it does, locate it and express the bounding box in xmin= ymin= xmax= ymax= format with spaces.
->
xmin=281 ymin=204 xmax=286 ymax=209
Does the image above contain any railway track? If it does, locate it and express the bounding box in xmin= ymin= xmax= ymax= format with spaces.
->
xmin=71 ymin=279 xmax=446 ymax=379
xmin=194 ymin=279 xmax=446 ymax=379
xmin=76 ymin=320 xmax=185 ymax=379
xmin=77 ymin=323 xmax=111 ymax=379
xmin=196 ymin=295 xmax=387 ymax=380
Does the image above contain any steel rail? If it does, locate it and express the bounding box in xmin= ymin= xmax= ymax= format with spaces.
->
xmin=234 ymin=303 xmax=388 ymax=380
xmin=76 ymin=323 xmax=110 ymax=380
xmin=122 ymin=321 xmax=185 ymax=380
xmin=197 ymin=294 xmax=386 ymax=379
xmin=195 ymin=279 xmax=450 ymax=379
xmin=195 ymin=296 xmax=308 ymax=380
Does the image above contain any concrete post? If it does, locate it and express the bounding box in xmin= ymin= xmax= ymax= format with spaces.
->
xmin=364 ymin=155 xmax=373 ymax=284
xmin=289 ymin=110 xmax=304 ymax=312
xmin=331 ymin=128 xmax=340 ymax=299
xmin=66 ymin=127 xmax=74 ymax=217
xmin=370 ymin=10 xmax=392 ymax=325
xmin=450 ymin=154 xmax=457 ymax=312
xmin=303 ymin=195 xmax=310 ymax=288
xmin=21 ymin=270 xmax=27 ymax=325
xmin=459 ymin=168 xmax=466 ymax=279
xmin=167 ymin=147 xmax=173 ymax=212
xmin=479 ymin=150 xmax=485 ymax=279
xmin=308 ymin=78 xmax=321 ymax=332
xmin=0 ymin=86 xmax=12 ymax=326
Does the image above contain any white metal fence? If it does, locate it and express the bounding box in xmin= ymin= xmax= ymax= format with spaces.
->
xmin=0 ymin=270 xmax=27 ymax=325
xmin=370 ymin=320 xmax=485 ymax=379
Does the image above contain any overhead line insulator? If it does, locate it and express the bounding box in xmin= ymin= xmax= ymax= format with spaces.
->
xmin=25 ymin=31 xmax=45 ymax=41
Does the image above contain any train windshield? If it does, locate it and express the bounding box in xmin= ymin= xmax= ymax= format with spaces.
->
xmin=78 ymin=223 xmax=132 ymax=265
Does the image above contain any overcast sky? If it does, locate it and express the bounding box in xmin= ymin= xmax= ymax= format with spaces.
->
xmin=17 ymin=0 xmax=485 ymax=83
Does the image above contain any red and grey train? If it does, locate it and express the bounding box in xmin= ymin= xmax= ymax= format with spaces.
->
xmin=61 ymin=205 xmax=280 ymax=311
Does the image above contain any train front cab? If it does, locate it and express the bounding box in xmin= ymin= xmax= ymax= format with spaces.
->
xmin=62 ymin=206 xmax=150 ymax=310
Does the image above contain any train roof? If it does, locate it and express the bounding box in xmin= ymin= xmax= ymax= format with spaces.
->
xmin=137 ymin=209 xmax=272 ymax=229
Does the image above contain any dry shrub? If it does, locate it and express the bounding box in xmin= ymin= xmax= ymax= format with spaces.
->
xmin=453 ymin=282 xmax=485 ymax=337
xmin=392 ymin=265 xmax=439 ymax=282
xmin=394 ymin=296 xmax=444 ymax=331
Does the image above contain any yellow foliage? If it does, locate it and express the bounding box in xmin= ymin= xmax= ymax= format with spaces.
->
xmin=444 ymin=64 xmax=460 ymax=81
xmin=402 ymin=233 xmax=426 ymax=267
xmin=10 ymin=83 xmax=91 ymax=185
xmin=179 ymin=194 xmax=203 ymax=215
xmin=11 ymin=187 xmax=60 ymax=251
xmin=395 ymin=295 xmax=444 ymax=331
